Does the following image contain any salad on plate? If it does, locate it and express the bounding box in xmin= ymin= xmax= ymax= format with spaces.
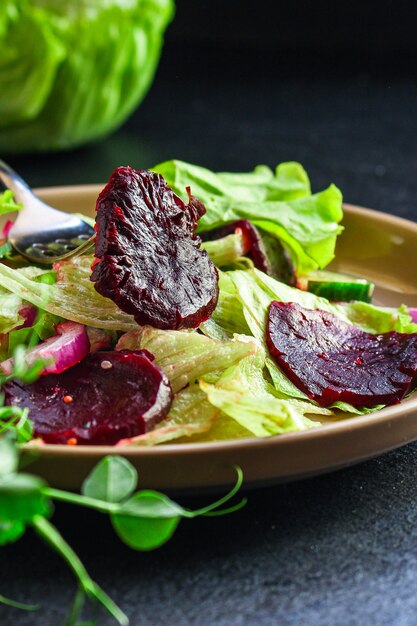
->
xmin=0 ymin=160 xmax=416 ymax=447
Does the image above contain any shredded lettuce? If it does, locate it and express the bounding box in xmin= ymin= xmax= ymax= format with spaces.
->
xmin=200 ymin=233 xmax=246 ymax=268
xmin=0 ymin=288 xmax=23 ymax=334
xmin=7 ymin=311 xmax=63 ymax=357
xmin=199 ymin=271 xmax=251 ymax=341
xmin=117 ymin=326 xmax=259 ymax=393
xmin=0 ymin=267 xmax=61 ymax=337
xmin=0 ymin=257 xmax=137 ymax=330
xmin=185 ymin=410 xmax=253 ymax=443
xmin=200 ymin=351 xmax=320 ymax=438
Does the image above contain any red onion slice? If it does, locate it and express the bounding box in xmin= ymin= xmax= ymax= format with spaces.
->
xmin=1 ymin=321 xmax=90 ymax=376
xmin=2 ymin=220 xmax=14 ymax=239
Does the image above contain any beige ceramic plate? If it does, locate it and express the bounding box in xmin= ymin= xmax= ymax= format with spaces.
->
xmin=16 ymin=186 xmax=417 ymax=492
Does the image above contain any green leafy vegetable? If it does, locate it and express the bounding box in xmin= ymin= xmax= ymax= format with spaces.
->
xmin=0 ymin=287 xmax=24 ymax=334
xmin=82 ymin=456 xmax=138 ymax=504
xmin=0 ymin=594 xmax=39 ymax=611
xmin=0 ymin=404 xmax=33 ymax=443
xmin=111 ymin=491 xmax=181 ymax=551
xmin=0 ymin=240 xmax=12 ymax=259
xmin=0 ymin=0 xmax=174 ymax=152
xmin=0 ymin=517 xmax=25 ymax=546
xmin=118 ymin=325 xmax=259 ymax=393
xmin=0 ymin=435 xmax=18 ymax=475
xmin=0 ymin=473 xmax=51 ymax=523
xmin=343 ymin=301 xmax=417 ymax=334
xmin=2 ymin=344 xmax=47 ymax=384
xmin=154 ymin=160 xmax=311 ymax=204
xmin=0 ymin=257 xmax=137 ymax=330
xmin=0 ymin=189 xmax=23 ymax=215
xmin=199 ymin=271 xmax=251 ymax=340
xmin=201 ymin=232 xmax=246 ymax=267
xmin=154 ymin=159 xmax=343 ymax=273
xmin=0 ymin=346 xmax=48 ymax=442
xmin=200 ymin=351 xmax=321 ymax=437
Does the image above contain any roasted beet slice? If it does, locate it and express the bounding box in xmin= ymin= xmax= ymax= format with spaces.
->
xmin=202 ymin=220 xmax=296 ymax=285
xmin=91 ymin=167 xmax=219 ymax=330
xmin=4 ymin=350 xmax=172 ymax=445
xmin=266 ymin=301 xmax=417 ymax=407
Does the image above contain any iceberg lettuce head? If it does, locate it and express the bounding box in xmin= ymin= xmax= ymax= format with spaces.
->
xmin=0 ymin=0 xmax=174 ymax=152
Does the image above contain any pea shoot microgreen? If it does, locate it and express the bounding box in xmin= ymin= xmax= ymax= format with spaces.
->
xmin=0 ymin=190 xmax=23 ymax=215
xmin=0 ymin=594 xmax=39 ymax=611
xmin=0 ymin=437 xmax=246 ymax=624
xmin=0 ymin=190 xmax=22 ymax=259
xmin=0 ymin=346 xmax=47 ymax=443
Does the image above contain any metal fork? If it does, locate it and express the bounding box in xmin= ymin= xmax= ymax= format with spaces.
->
xmin=0 ymin=160 xmax=95 ymax=265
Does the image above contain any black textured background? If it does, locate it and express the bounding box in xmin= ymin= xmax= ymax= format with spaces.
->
xmin=1 ymin=1 xmax=417 ymax=624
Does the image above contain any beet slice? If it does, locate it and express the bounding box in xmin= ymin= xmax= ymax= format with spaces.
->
xmin=91 ymin=167 xmax=219 ymax=330
xmin=266 ymin=301 xmax=417 ymax=407
xmin=4 ymin=350 xmax=173 ymax=445
xmin=202 ymin=220 xmax=296 ymax=285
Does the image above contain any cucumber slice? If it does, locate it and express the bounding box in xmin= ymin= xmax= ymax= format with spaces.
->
xmin=297 ymin=270 xmax=374 ymax=303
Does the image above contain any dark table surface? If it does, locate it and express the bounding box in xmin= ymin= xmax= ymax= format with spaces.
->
xmin=1 ymin=47 xmax=417 ymax=626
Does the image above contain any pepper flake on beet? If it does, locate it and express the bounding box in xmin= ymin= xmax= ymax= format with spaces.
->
xmin=4 ymin=350 xmax=173 ymax=445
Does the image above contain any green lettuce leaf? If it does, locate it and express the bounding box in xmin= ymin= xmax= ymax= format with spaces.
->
xmin=0 ymin=288 xmax=23 ymax=335
xmin=154 ymin=159 xmax=343 ymax=273
xmin=0 ymin=257 xmax=137 ymax=330
xmin=184 ymin=410 xmax=253 ymax=443
xmin=199 ymin=271 xmax=251 ymax=340
xmin=154 ymin=160 xmax=311 ymax=205
xmin=200 ymin=233 xmax=246 ymax=268
xmin=0 ymin=268 xmax=58 ymax=345
xmin=7 ymin=310 xmax=63 ymax=356
xmin=117 ymin=326 xmax=259 ymax=393
xmin=120 ymin=385 xmax=219 ymax=446
xmin=229 ymin=268 xmax=350 ymax=340
xmin=343 ymin=301 xmax=417 ymax=334
xmin=200 ymin=351 xmax=321 ymax=438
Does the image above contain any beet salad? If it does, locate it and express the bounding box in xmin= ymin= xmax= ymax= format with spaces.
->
xmin=0 ymin=159 xmax=416 ymax=446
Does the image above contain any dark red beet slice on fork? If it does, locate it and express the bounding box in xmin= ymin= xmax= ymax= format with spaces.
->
xmin=4 ymin=350 xmax=173 ymax=445
xmin=266 ymin=301 xmax=417 ymax=407
xmin=201 ymin=219 xmax=296 ymax=285
xmin=91 ymin=167 xmax=219 ymax=330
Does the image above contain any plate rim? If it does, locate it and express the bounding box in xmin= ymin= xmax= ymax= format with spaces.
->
xmin=22 ymin=185 xmax=417 ymax=462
